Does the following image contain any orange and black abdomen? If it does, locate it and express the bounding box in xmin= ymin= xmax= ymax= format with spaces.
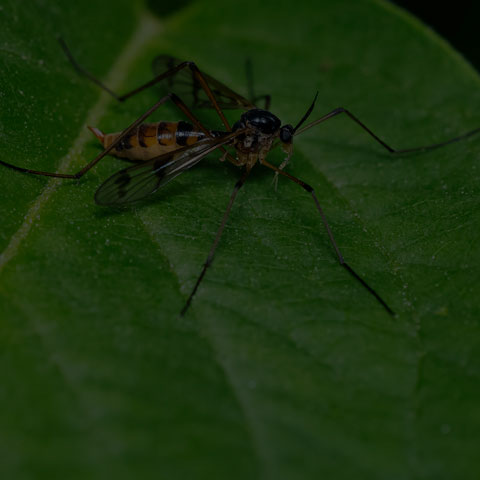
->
xmin=91 ymin=121 xmax=207 ymax=161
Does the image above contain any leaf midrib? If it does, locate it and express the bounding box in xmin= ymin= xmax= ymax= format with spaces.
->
xmin=0 ymin=12 xmax=162 ymax=275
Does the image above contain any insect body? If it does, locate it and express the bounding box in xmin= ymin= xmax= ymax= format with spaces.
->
xmin=92 ymin=108 xmax=296 ymax=207
xmin=231 ymin=109 xmax=294 ymax=169
xmin=89 ymin=121 xmax=214 ymax=161
xmin=90 ymin=109 xmax=292 ymax=167
xmin=2 ymin=39 xmax=480 ymax=316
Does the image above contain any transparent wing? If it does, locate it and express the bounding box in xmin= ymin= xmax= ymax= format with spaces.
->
xmin=94 ymin=133 xmax=239 ymax=206
xmin=152 ymin=55 xmax=256 ymax=110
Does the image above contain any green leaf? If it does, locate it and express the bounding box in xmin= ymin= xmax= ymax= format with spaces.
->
xmin=1 ymin=0 xmax=479 ymax=478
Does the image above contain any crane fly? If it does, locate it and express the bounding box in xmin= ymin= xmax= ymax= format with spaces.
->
xmin=2 ymin=40 xmax=480 ymax=317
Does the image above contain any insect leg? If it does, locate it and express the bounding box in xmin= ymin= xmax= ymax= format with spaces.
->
xmin=245 ymin=58 xmax=271 ymax=110
xmin=180 ymin=169 xmax=251 ymax=316
xmin=59 ymin=37 xmax=188 ymax=105
xmin=60 ymin=39 xmax=232 ymax=131
xmin=261 ymin=159 xmax=395 ymax=316
xmin=65 ymin=35 xmax=236 ymax=162
xmin=58 ymin=37 xmax=120 ymax=100
xmin=245 ymin=59 xmax=255 ymax=102
xmin=271 ymin=148 xmax=293 ymax=191
xmin=253 ymin=95 xmax=272 ymax=111
xmin=169 ymin=93 xmax=237 ymax=164
xmin=295 ymin=107 xmax=480 ymax=153
xmin=0 ymin=94 xmax=197 ymax=179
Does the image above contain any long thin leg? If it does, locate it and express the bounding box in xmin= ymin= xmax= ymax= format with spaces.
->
xmin=180 ymin=169 xmax=251 ymax=316
xmin=166 ymin=92 xmax=236 ymax=165
xmin=0 ymin=93 xmax=216 ymax=179
xmin=245 ymin=59 xmax=271 ymax=110
xmin=253 ymin=95 xmax=272 ymax=111
xmin=296 ymin=107 xmax=480 ymax=154
xmin=245 ymin=59 xmax=256 ymax=104
xmin=271 ymin=148 xmax=293 ymax=190
xmin=58 ymin=37 xmax=121 ymax=101
xmin=60 ymin=38 xmax=232 ymax=131
xmin=261 ymin=159 xmax=395 ymax=316
xmin=60 ymin=39 xmax=237 ymax=164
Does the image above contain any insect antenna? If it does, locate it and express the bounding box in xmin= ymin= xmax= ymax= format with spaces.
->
xmin=293 ymin=92 xmax=319 ymax=133
xmin=294 ymin=106 xmax=480 ymax=154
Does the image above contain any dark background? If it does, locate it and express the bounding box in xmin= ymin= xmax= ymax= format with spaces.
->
xmin=395 ymin=1 xmax=480 ymax=70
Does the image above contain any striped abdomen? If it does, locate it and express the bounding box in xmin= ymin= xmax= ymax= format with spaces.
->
xmin=89 ymin=121 xmax=207 ymax=161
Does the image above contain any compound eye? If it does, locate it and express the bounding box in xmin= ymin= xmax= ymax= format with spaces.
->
xmin=279 ymin=124 xmax=294 ymax=143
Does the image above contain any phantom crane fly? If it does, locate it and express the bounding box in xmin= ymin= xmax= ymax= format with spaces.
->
xmin=2 ymin=40 xmax=480 ymax=316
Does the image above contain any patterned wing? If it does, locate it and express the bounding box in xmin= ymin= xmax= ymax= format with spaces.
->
xmin=152 ymin=55 xmax=255 ymax=110
xmin=94 ymin=133 xmax=239 ymax=206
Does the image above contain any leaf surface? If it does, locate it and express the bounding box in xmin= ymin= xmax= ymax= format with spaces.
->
xmin=1 ymin=0 xmax=480 ymax=478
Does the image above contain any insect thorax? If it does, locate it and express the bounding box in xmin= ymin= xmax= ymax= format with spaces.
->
xmin=233 ymin=109 xmax=281 ymax=167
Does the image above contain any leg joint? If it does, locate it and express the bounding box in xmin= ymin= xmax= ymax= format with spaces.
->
xmin=234 ymin=179 xmax=244 ymax=189
xmin=168 ymin=92 xmax=181 ymax=103
xmin=303 ymin=182 xmax=314 ymax=193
